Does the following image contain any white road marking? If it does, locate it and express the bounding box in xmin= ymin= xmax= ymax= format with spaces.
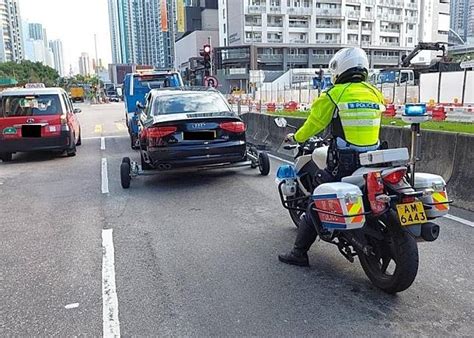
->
xmin=65 ymin=303 xmax=80 ymax=309
xmin=102 ymin=229 xmax=121 ymax=337
xmin=269 ymin=153 xmax=474 ymax=228
xmin=444 ymin=214 xmax=474 ymax=228
xmin=268 ymin=153 xmax=293 ymax=165
xmin=101 ymin=158 xmax=109 ymax=194
xmin=82 ymin=135 xmax=128 ymax=141
xmin=101 ymin=137 xmax=106 ymax=150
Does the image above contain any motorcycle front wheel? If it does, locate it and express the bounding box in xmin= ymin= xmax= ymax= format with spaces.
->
xmin=286 ymin=190 xmax=308 ymax=228
xmin=358 ymin=211 xmax=419 ymax=294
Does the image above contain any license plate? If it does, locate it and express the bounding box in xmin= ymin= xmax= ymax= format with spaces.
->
xmin=396 ymin=201 xmax=428 ymax=227
xmin=183 ymin=131 xmax=216 ymax=140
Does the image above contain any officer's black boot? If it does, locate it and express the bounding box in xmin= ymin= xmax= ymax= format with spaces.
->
xmin=278 ymin=215 xmax=317 ymax=267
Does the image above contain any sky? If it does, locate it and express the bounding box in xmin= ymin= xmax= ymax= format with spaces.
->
xmin=20 ymin=0 xmax=112 ymax=74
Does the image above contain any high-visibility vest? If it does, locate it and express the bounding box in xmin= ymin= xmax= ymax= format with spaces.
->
xmin=327 ymin=82 xmax=385 ymax=146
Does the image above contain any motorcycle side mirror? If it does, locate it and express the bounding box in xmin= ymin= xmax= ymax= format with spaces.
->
xmin=274 ymin=117 xmax=288 ymax=128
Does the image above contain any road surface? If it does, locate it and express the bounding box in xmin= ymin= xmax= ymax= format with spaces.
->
xmin=1 ymin=103 xmax=473 ymax=336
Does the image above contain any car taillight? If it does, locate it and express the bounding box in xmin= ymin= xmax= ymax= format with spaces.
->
xmin=147 ymin=126 xmax=177 ymax=138
xmin=60 ymin=114 xmax=67 ymax=125
xmin=366 ymin=171 xmax=387 ymax=215
xmin=219 ymin=121 xmax=246 ymax=133
xmin=382 ymin=168 xmax=407 ymax=185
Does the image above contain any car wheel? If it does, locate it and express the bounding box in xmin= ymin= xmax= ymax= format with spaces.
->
xmin=121 ymin=161 xmax=131 ymax=189
xmin=0 ymin=152 xmax=13 ymax=162
xmin=76 ymin=129 xmax=82 ymax=146
xmin=66 ymin=138 xmax=77 ymax=157
xmin=258 ymin=152 xmax=270 ymax=176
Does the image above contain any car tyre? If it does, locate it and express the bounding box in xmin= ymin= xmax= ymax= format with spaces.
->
xmin=76 ymin=129 xmax=82 ymax=146
xmin=122 ymin=157 xmax=131 ymax=165
xmin=258 ymin=152 xmax=270 ymax=176
xmin=121 ymin=161 xmax=131 ymax=189
xmin=66 ymin=143 xmax=77 ymax=157
xmin=0 ymin=152 xmax=13 ymax=162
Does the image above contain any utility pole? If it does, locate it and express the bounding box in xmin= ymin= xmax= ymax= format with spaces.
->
xmin=208 ymin=36 xmax=213 ymax=76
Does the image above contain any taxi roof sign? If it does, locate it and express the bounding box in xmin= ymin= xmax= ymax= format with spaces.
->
xmin=25 ymin=83 xmax=46 ymax=89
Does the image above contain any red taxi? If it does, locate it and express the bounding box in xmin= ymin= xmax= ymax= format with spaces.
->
xmin=0 ymin=88 xmax=81 ymax=161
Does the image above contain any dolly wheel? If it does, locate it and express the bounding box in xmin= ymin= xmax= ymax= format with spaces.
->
xmin=121 ymin=161 xmax=131 ymax=189
xmin=258 ymin=152 xmax=270 ymax=176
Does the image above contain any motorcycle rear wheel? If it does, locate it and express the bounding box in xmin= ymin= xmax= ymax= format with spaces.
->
xmin=358 ymin=212 xmax=419 ymax=294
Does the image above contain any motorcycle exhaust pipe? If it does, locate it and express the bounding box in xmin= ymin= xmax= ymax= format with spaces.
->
xmin=421 ymin=222 xmax=440 ymax=242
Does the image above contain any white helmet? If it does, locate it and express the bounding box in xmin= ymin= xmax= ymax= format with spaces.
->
xmin=328 ymin=47 xmax=369 ymax=84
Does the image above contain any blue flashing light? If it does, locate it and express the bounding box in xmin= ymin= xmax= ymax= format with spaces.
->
xmin=405 ymin=104 xmax=427 ymax=116
xmin=276 ymin=165 xmax=297 ymax=180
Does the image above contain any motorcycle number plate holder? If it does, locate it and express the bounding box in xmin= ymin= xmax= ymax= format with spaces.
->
xmin=396 ymin=201 xmax=428 ymax=227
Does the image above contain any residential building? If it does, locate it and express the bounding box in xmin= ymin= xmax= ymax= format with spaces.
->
xmin=215 ymin=0 xmax=449 ymax=92
xmin=108 ymin=0 xmax=134 ymax=64
xmin=414 ymin=0 xmax=450 ymax=64
xmin=49 ymin=39 xmax=65 ymax=76
xmin=0 ymin=0 xmax=24 ymax=62
xmin=78 ymin=52 xmax=91 ymax=76
xmin=450 ymin=0 xmax=474 ymax=44
xmin=23 ymin=22 xmax=55 ymax=68
xmin=107 ymin=0 xmax=177 ymax=68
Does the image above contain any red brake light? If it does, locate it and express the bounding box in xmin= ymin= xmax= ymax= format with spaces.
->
xmin=147 ymin=126 xmax=177 ymax=138
xmin=219 ymin=121 xmax=246 ymax=133
xmin=366 ymin=171 xmax=386 ymax=215
xmin=382 ymin=168 xmax=407 ymax=185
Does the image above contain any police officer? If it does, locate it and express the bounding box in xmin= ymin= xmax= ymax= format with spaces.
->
xmin=278 ymin=47 xmax=386 ymax=267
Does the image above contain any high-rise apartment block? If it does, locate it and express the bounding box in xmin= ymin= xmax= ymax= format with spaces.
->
xmin=49 ymin=40 xmax=65 ymax=76
xmin=107 ymin=0 xmax=176 ymax=68
xmin=0 ymin=0 xmax=24 ymax=63
xmin=78 ymin=52 xmax=91 ymax=76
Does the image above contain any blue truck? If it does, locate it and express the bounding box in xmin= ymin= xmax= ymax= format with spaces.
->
xmin=123 ymin=70 xmax=184 ymax=149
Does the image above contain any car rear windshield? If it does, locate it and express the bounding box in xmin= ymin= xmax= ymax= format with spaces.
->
xmin=153 ymin=92 xmax=231 ymax=115
xmin=0 ymin=95 xmax=63 ymax=117
xmin=137 ymin=74 xmax=182 ymax=89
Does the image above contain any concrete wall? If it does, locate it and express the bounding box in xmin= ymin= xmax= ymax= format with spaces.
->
xmin=241 ymin=113 xmax=474 ymax=211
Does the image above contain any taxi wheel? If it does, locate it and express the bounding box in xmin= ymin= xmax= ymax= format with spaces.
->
xmin=66 ymin=144 xmax=77 ymax=157
xmin=0 ymin=152 xmax=12 ymax=162
xmin=76 ymin=130 xmax=82 ymax=146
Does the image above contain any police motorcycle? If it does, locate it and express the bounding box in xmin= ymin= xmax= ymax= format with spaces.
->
xmin=274 ymin=105 xmax=452 ymax=293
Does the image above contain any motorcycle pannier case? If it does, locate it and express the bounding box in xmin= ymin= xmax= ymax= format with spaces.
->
xmin=312 ymin=182 xmax=366 ymax=230
xmin=414 ymin=173 xmax=450 ymax=219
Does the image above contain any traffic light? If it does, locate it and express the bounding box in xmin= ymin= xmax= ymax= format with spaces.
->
xmin=200 ymin=44 xmax=212 ymax=75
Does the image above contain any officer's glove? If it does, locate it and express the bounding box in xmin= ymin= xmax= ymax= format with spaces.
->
xmin=284 ymin=133 xmax=296 ymax=144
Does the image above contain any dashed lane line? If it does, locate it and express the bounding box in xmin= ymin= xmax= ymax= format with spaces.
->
xmin=101 ymin=158 xmax=109 ymax=194
xmin=102 ymin=229 xmax=121 ymax=337
xmin=101 ymin=137 xmax=106 ymax=151
xmin=269 ymin=153 xmax=474 ymax=228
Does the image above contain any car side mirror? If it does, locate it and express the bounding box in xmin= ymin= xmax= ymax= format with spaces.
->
xmin=73 ymin=108 xmax=82 ymax=114
xmin=274 ymin=117 xmax=288 ymax=128
xmin=136 ymin=101 xmax=145 ymax=110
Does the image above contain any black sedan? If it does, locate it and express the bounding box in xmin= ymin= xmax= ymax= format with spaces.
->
xmin=119 ymin=88 xmax=270 ymax=188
